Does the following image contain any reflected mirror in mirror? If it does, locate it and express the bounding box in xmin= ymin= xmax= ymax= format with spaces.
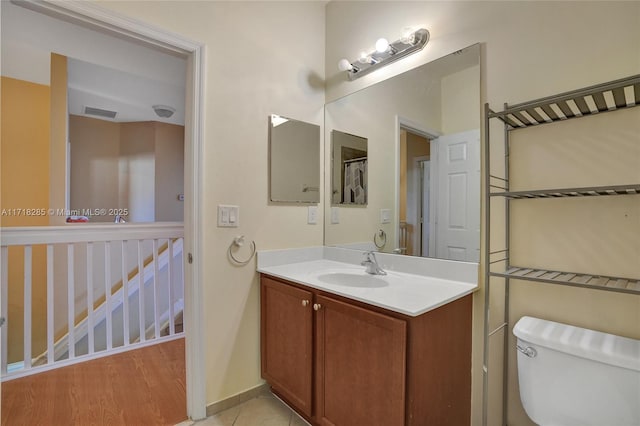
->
xmin=331 ymin=130 xmax=368 ymax=205
xmin=269 ymin=114 xmax=320 ymax=203
xmin=324 ymin=44 xmax=480 ymax=262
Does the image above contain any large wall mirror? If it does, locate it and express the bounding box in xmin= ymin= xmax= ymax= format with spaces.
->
xmin=324 ymin=43 xmax=480 ymax=262
xmin=269 ymin=114 xmax=321 ymax=203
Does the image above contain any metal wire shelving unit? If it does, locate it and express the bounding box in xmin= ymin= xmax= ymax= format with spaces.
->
xmin=482 ymin=74 xmax=640 ymax=426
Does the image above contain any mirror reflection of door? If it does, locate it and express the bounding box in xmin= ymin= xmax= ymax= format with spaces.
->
xmin=432 ymin=130 xmax=481 ymax=262
xmin=399 ymin=127 xmax=480 ymax=260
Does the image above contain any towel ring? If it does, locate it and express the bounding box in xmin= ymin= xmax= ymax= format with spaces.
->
xmin=228 ymin=236 xmax=256 ymax=266
xmin=373 ymin=229 xmax=387 ymax=249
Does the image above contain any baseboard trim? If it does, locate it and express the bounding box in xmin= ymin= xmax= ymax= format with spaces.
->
xmin=205 ymin=383 xmax=270 ymax=417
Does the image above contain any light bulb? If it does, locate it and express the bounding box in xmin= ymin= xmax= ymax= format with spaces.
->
xmin=375 ymin=38 xmax=389 ymax=53
xmin=400 ymin=27 xmax=415 ymax=44
xmin=358 ymin=51 xmax=369 ymax=64
xmin=338 ymin=59 xmax=353 ymax=72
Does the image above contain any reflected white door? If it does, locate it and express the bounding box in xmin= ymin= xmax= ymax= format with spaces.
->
xmin=433 ymin=129 xmax=480 ymax=262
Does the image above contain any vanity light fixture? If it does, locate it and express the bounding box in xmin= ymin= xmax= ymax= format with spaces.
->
xmin=338 ymin=28 xmax=430 ymax=81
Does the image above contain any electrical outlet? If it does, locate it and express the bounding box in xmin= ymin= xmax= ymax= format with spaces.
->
xmin=308 ymin=206 xmax=318 ymax=224
xmin=380 ymin=209 xmax=391 ymax=224
xmin=331 ymin=207 xmax=340 ymax=224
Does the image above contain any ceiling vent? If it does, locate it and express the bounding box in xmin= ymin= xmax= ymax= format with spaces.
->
xmin=84 ymin=106 xmax=117 ymax=119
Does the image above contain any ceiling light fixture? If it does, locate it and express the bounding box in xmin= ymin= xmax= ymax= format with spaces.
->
xmin=337 ymin=28 xmax=430 ymax=81
xmin=152 ymin=104 xmax=175 ymax=118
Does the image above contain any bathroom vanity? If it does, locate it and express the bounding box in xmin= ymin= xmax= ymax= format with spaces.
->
xmin=258 ymin=247 xmax=477 ymax=426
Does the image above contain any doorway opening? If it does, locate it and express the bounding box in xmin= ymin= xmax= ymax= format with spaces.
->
xmin=1 ymin=0 xmax=205 ymax=420
xmin=397 ymin=118 xmax=440 ymax=257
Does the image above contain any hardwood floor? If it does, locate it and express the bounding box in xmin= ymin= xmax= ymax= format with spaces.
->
xmin=1 ymin=337 xmax=187 ymax=426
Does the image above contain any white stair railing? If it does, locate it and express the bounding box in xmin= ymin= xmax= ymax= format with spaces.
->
xmin=0 ymin=223 xmax=184 ymax=381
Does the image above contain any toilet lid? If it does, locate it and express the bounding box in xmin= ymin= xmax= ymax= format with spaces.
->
xmin=513 ymin=316 xmax=640 ymax=372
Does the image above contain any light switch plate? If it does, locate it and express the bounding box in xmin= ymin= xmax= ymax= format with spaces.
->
xmin=218 ymin=205 xmax=239 ymax=227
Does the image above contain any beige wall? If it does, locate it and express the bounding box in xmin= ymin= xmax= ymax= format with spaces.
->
xmin=441 ymin=65 xmax=480 ymax=134
xmin=326 ymin=2 xmax=639 ymax=425
xmin=37 ymin=0 xmax=639 ymax=422
xmin=0 ymin=76 xmax=51 ymax=363
xmin=95 ymin=0 xmax=326 ymax=406
xmin=49 ymin=53 xmax=67 ymax=225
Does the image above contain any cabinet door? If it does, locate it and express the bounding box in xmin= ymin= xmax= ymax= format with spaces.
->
xmin=315 ymin=295 xmax=407 ymax=426
xmin=261 ymin=277 xmax=314 ymax=417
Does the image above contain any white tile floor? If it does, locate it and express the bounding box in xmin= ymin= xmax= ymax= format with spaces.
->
xmin=177 ymin=393 xmax=309 ymax=426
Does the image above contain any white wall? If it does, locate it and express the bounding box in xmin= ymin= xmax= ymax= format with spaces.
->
xmin=93 ymin=0 xmax=326 ymax=407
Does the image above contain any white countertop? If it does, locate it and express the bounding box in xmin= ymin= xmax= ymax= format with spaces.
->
xmin=257 ymin=247 xmax=479 ymax=317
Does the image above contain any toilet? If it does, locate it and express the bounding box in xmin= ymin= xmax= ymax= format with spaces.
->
xmin=513 ymin=316 xmax=640 ymax=426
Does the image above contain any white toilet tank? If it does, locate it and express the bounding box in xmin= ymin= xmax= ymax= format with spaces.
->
xmin=513 ymin=316 xmax=640 ymax=426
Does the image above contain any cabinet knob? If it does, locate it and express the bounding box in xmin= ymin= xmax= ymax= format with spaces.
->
xmin=313 ymin=303 xmax=322 ymax=311
xmin=302 ymin=300 xmax=309 ymax=307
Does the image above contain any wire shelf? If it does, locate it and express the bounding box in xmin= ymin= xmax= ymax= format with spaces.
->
xmin=490 ymin=266 xmax=640 ymax=295
xmin=490 ymin=184 xmax=640 ymax=199
xmin=488 ymin=74 xmax=640 ymax=129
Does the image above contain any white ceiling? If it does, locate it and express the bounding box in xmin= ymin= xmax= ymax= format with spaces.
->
xmin=67 ymin=57 xmax=185 ymax=125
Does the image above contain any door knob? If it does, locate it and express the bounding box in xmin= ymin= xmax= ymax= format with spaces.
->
xmin=313 ymin=303 xmax=322 ymax=311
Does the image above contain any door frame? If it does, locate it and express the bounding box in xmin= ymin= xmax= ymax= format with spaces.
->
xmin=413 ymin=156 xmax=429 ymax=257
xmin=14 ymin=0 xmax=207 ymax=419
xmin=395 ymin=116 xmax=440 ymax=254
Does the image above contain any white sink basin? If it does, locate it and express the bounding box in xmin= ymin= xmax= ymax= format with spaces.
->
xmin=316 ymin=271 xmax=389 ymax=288
xmin=258 ymin=256 xmax=478 ymax=316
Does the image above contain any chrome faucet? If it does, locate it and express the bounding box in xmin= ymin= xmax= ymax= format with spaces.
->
xmin=361 ymin=251 xmax=386 ymax=275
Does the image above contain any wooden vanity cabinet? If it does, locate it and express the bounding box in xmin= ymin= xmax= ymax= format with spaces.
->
xmin=260 ymin=277 xmax=314 ymax=417
xmin=315 ymin=294 xmax=407 ymax=426
xmin=260 ymin=274 xmax=472 ymax=426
